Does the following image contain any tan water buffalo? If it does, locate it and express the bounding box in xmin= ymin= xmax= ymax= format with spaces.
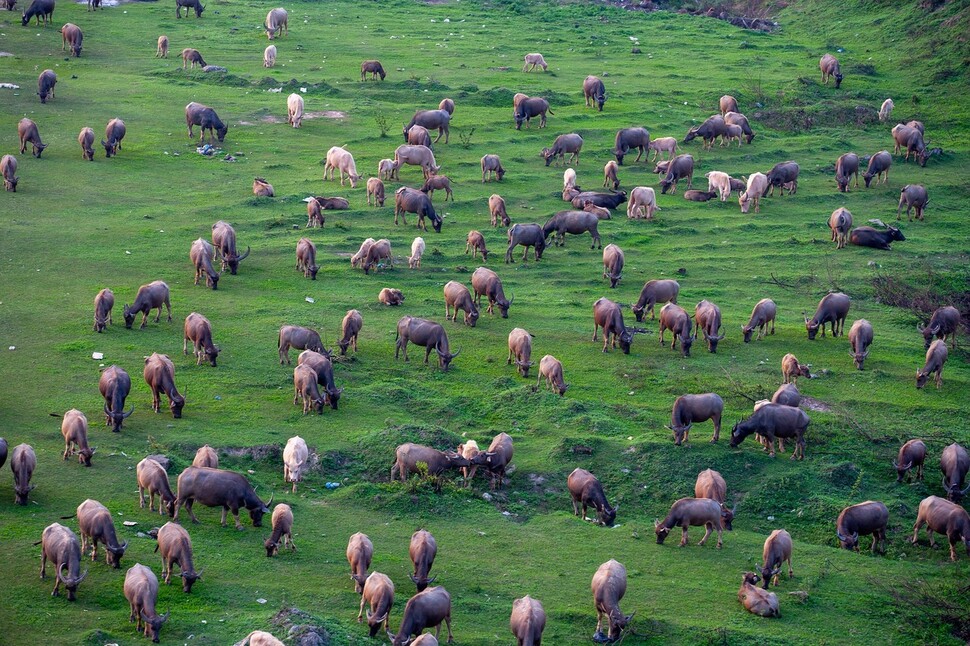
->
xmin=99 ymin=365 xmax=134 ymax=432
xmin=472 ymin=267 xmax=512 ymax=317
xmin=760 ymin=529 xmax=793 ymax=588
xmin=395 ymin=316 xmax=460 ymax=370
xmin=590 ymin=560 xmax=633 ymax=642
xmin=347 ymin=532 xmax=374 ymax=594
xmin=507 ymin=328 xmax=534 ymax=377
xmin=510 ymin=595 xmax=546 ymax=646
xmin=338 ymin=310 xmax=363 ymax=356
xmin=655 ymin=497 xmax=724 ymax=548
xmin=409 ymin=529 xmax=437 ymax=591
xmin=742 ymin=298 xmax=776 ymax=342
xmin=390 ymin=587 xmax=453 ymax=646
xmin=143 ymin=353 xmax=185 ymax=418
xmin=537 ymin=355 xmax=568 ymax=396
xmin=632 ymin=279 xmax=679 ymax=321
xmin=911 ymin=495 xmax=970 ymax=561
xmin=137 ymin=457 xmax=176 ymax=516
xmin=76 ymin=499 xmax=128 ymax=567
xmin=124 ymin=564 xmax=170 ymax=642
xmin=893 ymin=439 xmax=926 ymax=483
xmin=61 ymin=409 xmax=95 ymax=466
xmin=658 ymin=303 xmax=695 ymax=357
xmin=738 ymin=572 xmax=780 ymax=617
xmin=444 ymin=281 xmax=479 ymax=327
xmin=668 ymin=394 xmax=724 ymax=445
xmin=123 ymin=281 xmax=172 ymax=329
xmin=156 ymin=521 xmax=202 ymax=592
xmin=358 ymin=572 xmax=394 ymax=637
xmin=804 ymin=292 xmax=850 ymax=339
xmin=183 ymin=312 xmax=219 ymax=366
xmin=264 ymin=503 xmax=295 ymax=556
xmin=38 ymin=523 xmax=87 ymax=601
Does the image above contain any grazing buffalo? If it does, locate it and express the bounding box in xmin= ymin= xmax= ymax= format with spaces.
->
xmin=404 ymin=109 xmax=451 ymax=144
xmin=395 ymin=316 xmax=460 ymax=370
xmin=819 ymin=53 xmax=843 ymax=87
xmin=543 ymin=210 xmax=600 ymax=248
xmin=265 ymin=7 xmax=287 ymax=39
xmin=894 ymin=439 xmax=926 ymax=483
xmin=567 ymin=468 xmax=616 ymax=526
xmin=591 ymin=560 xmax=633 ymax=643
xmin=684 ymin=115 xmax=727 ymax=150
xmin=593 ymin=297 xmax=639 ymax=354
xmin=325 ymin=146 xmax=363 ymax=187
xmin=361 ymin=59 xmax=386 ymax=81
xmin=193 ymin=445 xmax=218 ymax=468
xmin=363 ymin=239 xmax=393 ymax=275
xmin=124 ymin=281 xmax=172 ymax=329
xmin=390 ymin=443 xmax=470 ymax=482
xmin=61 ymin=409 xmax=95 ymax=466
xmin=668 ymin=394 xmax=724 ymax=445
xmin=940 ymin=443 xmax=970 ymax=503
xmin=542 ymin=133 xmax=583 ymax=167
xmin=537 ymin=355 xmax=568 ymax=396
xmin=510 ymin=596 xmax=546 ymax=646
xmin=184 ymin=313 xmax=219 ymax=366
xmin=742 ymin=298 xmax=776 ymax=342
xmin=11 ymin=443 xmax=37 ymax=505
xmin=61 ymin=22 xmax=82 ymax=56
xmin=18 ymin=118 xmax=48 ymax=157
xmin=602 ymin=244 xmax=624 ymax=288
xmin=176 ymin=0 xmax=204 ymax=18
xmin=99 ymin=365 xmax=134 ymax=432
xmin=507 ymin=328 xmax=534 ymax=377
xmin=144 ymin=353 xmax=185 ymax=418
xmin=1 ymin=154 xmax=18 ymax=192
xmin=613 ymin=127 xmax=650 ymax=165
xmin=38 ymin=523 xmax=87 ymax=601
xmin=395 ymin=187 xmax=442 ymax=233
xmin=655 ymin=498 xmax=724 ymax=548
xmin=738 ymin=573 xmax=780 ymax=617
xmin=632 ymin=279 xmax=679 ymax=321
xmin=102 ymin=118 xmax=126 ymax=158
xmin=22 ymin=0 xmax=54 ymax=25
xmin=293 ymin=364 xmax=325 ymax=414
xmin=211 ymin=220 xmax=250 ymax=274
xmin=764 ymin=161 xmax=799 ymax=196
xmin=76 ymin=499 xmax=128 ymax=567
xmin=475 ymin=432 xmax=514 ymax=490
xmin=359 ymin=572 xmax=394 ymax=637
xmin=296 ymin=237 xmax=319 ymax=280
xmin=156 ymin=522 xmax=201 ymax=592
xmin=659 ymin=154 xmax=694 ymax=194
xmin=409 ymin=530 xmax=437 ymax=591
xmin=278 ymin=325 xmax=325 ymax=364
xmin=185 ymin=102 xmax=228 ymax=144
xmin=836 ymin=500 xmax=889 ymax=553
xmin=124 ymin=564 xmax=169 ymax=642
xmin=506 ymin=223 xmax=546 ymax=263
xmin=897 ymin=184 xmax=929 ymax=222
xmin=514 ymin=97 xmax=553 ymax=130
xmin=850 ymin=223 xmax=905 ymax=250
xmin=863 ymin=151 xmax=892 ymax=187
xmin=892 ymin=124 xmax=929 ymax=166
xmin=695 ymin=469 xmax=735 ymax=529
xmin=731 ymin=404 xmax=809 ymax=459
xmin=719 ymin=95 xmax=738 ymax=114
xmin=804 ymin=292 xmax=850 ymax=339
xmin=347 ymin=532 xmax=374 ymax=594
xmin=695 ymin=300 xmax=725 ymax=352
xmin=760 ymin=530 xmax=793 ymax=588
xmin=37 ymin=69 xmax=57 ymax=104
xmin=190 ymin=239 xmax=219 ymax=289
xmin=407 ymin=125 xmax=432 ymax=148
xmin=367 ymin=178 xmax=386 ymax=208
xmin=421 ymin=175 xmax=453 ymax=201
xmin=658 ymin=303 xmax=695 ymax=357
xmin=829 ymin=207 xmax=853 ymax=249
xmin=464 ymin=231 xmax=488 ymax=261
xmin=911 ymin=496 xmax=970 ymax=561
xmin=482 ymin=157 xmax=506 ymax=183
xmin=264 ymin=503 xmax=295 ymax=556
xmin=848 ymin=319 xmax=873 ymax=370
xmin=472 ymin=267 xmax=512 ymax=318
xmin=338 ymin=310 xmax=363 ymax=355
xmin=390 ymin=587 xmax=453 ymax=646
xmin=835 ymin=152 xmax=860 ymax=192
xmin=174 ymin=466 xmax=272 ymax=529
xmin=444 ymin=281 xmax=479 ymax=327
xmin=137 ymin=458 xmax=176 ymax=516
xmin=583 ymin=75 xmax=606 ymax=111
xmin=724 ymin=111 xmax=755 ymax=144
xmin=920 ymin=306 xmax=960 ymax=350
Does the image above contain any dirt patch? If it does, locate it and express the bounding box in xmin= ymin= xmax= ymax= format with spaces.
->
xmin=223 ymin=443 xmax=282 ymax=461
xmin=305 ymin=110 xmax=346 ymax=120
xmin=259 ymin=115 xmax=285 ymax=124
xmin=800 ymin=396 xmax=833 ymax=413
xmin=238 ymin=120 xmax=256 ymax=126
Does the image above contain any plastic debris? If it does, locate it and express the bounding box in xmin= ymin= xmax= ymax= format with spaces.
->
xmin=305 ymin=297 xmax=315 ymax=303
xmin=123 ymin=521 xmax=137 ymax=526
xmin=256 ymin=598 xmax=267 ymax=604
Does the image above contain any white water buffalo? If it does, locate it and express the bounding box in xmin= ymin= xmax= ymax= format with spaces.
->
xmin=739 ymin=172 xmax=768 ymax=213
xmin=282 ymin=436 xmax=308 ymax=493
xmin=719 ymin=95 xmax=738 ymax=115
xmin=668 ymin=394 xmax=723 ymax=445
xmin=805 ymin=292 xmax=850 ymax=339
xmin=522 ymin=52 xmax=548 ymax=71
xmin=265 ymin=7 xmax=287 ymax=39
xmin=325 ymin=146 xmax=362 ymax=187
xmin=781 ymin=353 xmax=810 ymax=385
xmin=395 ymin=317 xmax=460 ymax=370
xmin=193 ymin=445 xmax=218 ymax=468
xmin=263 ymin=44 xmax=276 ymax=67
xmin=286 ymin=93 xmax=304 ymax=128
xmin=253 ymin=177 xmax=274 ymax=197
xmin=742 ymin=298 xmax=776 ymax=342
xmin=379 ymin=288 xmax=405 ymax=306
xmin=38 ymin=523 xmax=87 ymax=601
xmin=395 ymin=145 xmax=440 ymax=179
xmin=156 ymin=35 xmax=169 ymax=57
xmin=591 ymin=560 xmax=634 ymax=642
xmin=144 ymin=353 xmax=185 ymax=418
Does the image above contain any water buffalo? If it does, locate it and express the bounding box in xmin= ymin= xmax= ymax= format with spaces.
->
xmin=738 ymin=573 xmax=780 ymax=617
xmin=156 ymin=522 xmax=201 ymax=592
xmin=338 ymin=310 xmax=363 ymax=355
xmin=190 ymin=238 xmax=220 ymax=289
xmin=593 ymin=297 xmax=639 ymax=354
xmin=185 ymin=102 xmax=227 ymax=144
xmin=764 ymin=161 xmax=799 ymax=196
xmin=444 ymin=281 xmax=479 ymax=327
xmin=658 ymin=303 xmax=695 ymax=357
xmin=293 ymin=364 xmax=325 ymax=414
xmin=514 ymin=97 xmax=553 ymax=130
xmin=632 ymin=279 xmax=679 ymax=321
xmin=76 ymin=499 xmax=128 ymax=568
xmin=894 ymin=439 xmax=926 ymax=483
xmin=61 ymin=409 xmax=95 ymax=466
xmin=542 ymin=133 xmax=583 ymax=167
xmin=347 ymin=532 xmax=374 ymax=594
xmin=282 ymin=436 xmax=308 ymax=493
xmin=507 ymin=328 xmax=533 ymax=377
xmin=602 ymin=244 xmax=624 ymax=288
xmin=193 ymin=445 xmax=218 ymax=468
xmin=11 ymin=443 xmax=36 ymax=505
xmin=613 ymin=127 xmax=650 ymax=165
xmin=472 ymin=267 xmax=511 ymax=318
xmin=61 ymin=22 xmax=82 ymax=56
xmin=464 ymin=231 xmax=488 ymax=261
xmin=176 ymin=0 xmax=204 ymax=18
xmin=18 ymin=118 xmax=48 ymax=157
xmin=543 ymin=210 xmax=600 ymax=248
xmin=137 ymin=458 xmax=176 ymax=516
xmin=835 ymin=152 xmax=859 ymax=192
xmin=760 ymin=529 xmax=793 ymax=588
xmin=265 ymin=7 xmax=287 ymax=39
xmin=358 ymin=572 xmax=394 ymax=637
xmin=659 ymin=154 xmax=694 ymax=194
xmin=537 ymin=354 xmax=568 ymax=396
xmin=940 ymin=443 xmax=970 ymax=503
xmin=848 ymin=319 xmax=873 ymax=370
xmin=850 ymin=223 xmax=905 ymax=250
xmin=38 ymin=523 xmax=87 ymax=601
xmin=695 ymin=300 xmax=725 ymax=352
xmin=404 ymin=109 xmax=450 ymax=144
xmin=891 ymin=124 xmax=928 ymax=166
xmin=475 ymin=432 xmax=514 ymax=490
xmin=506 ymin=223 xmax=546 ymax=263
xmin=742 ymin=298 xmax=776 ymax=342
xmin=406 ymin=125 xmax=432 ymax=147
xmin=724 ymin=111 xmax=755 ymax=144
xmin=819 ymin=53 xmax=843 ymax=87
xmin=683 ymin=115 xmax=727 ymax=150
xmin=668 ymin=394 xmax=724 ymax=445
xmin=897 ymin=184 xmax=929 ymax=221
xmin=591 ymin=560 xmax=633 ymax=643
xmin=565 ymin=189 xmax=627 ymax=211
xmin=22 ymin=0 xmax=54 ymax=25
xmin=781 ymin=353 xmax=810 ymax=385
xmin=212 ymin=220 xmax=250 ymax=274
xmin=325 ymin=146 xmax=363 ymax=187
xmin=296 ymin=237 xmax=319 ymax=280
xmin=363 ymin=239 xmax=393 ymax=275
xmin=920 ymin=306 xmax=960 ymax=349
xmin=379 ymin=288 xmax=405 ymax=306
xmin=567 ymin=468 xmax=616 ymax=526
xmin=482 ymin=156 xmax=505 ymax=183
xmin=829 ymin=207 xmax=853 ymax=249
xmin=730 ymin=404 xmax=810 ymax=459
xmin=409 ymin=529 xmax=437 ymax=591
xmin=390 ymin=587 xmax=453 ymax=646
xmin=361 ymin=59 xmax=386 ymax=81
xmin=143 ymin=353 xmax=185 ymax=418
xmin=655 ymin=497 xmax=724 ymax=547
xmin=277 ymin=325 xmax=325 ymax=364
xmin=264 ymin=503 xmax=295 ymax=556
xmin=695 ymin=469 xmax=735 ymax=529
xmin=1 ymin=154 xmax=18 ymax=191
xmin=863 ymin=151 xmax=892 ymax=187
xmin=390 ymin=443 xmax=470 ymax=482
xmin=99 ymin=365 xmax=134 ymax=432
xmin=174 ymin=466 xmax=272 ymax=529
xmin=510 ymin=596 xmax=546 ymax=646
xmin=836 ymin=500 xmax=889 ymax=553
xmin=124 ymin=281 xmax=171 ymax=329
xmin=804 ymin=292 xmax=850 ymax=339
xmin=124 ymin=564 xmax=169 ymax=642
xmin=395 ymin=187 xmax=442 ymax=233
xmin=395 ymin=317 xmax=460 ymax=370
xmin=583 ymin=75 xmax=606 ymax=111
xmin=911 ymin=495 xmax=970 ymax=561
xmin=102 ymin=118 xmax=126 ymax=157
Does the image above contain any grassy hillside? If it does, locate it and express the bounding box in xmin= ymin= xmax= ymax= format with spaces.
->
xmin=0 ymin=0 xmax=968 ymax=643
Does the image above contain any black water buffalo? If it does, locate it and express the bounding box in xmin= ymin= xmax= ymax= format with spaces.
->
xmin=836 ymin=501 xmax=888 ymax=553
xmin=764 ymin=161 xmax=800 ymax=196
xmin=566 ymin=189 xmax=627 ymax=210
xmin=506 ymin=223 xmax=545 ymax=263
xmin=804 ymin=292 xmax=850 ymax=339
xmin=940 ymin=443 xmax=970 ymax=503
xmin=395 ymin=316 xmax=460 ymax=371
xmin=683 ymin=115 xmax=727 ymax=150
xmin=185 ymin=102 xmax=227 ymax=144
xmin=730 ymin=404 xmax=810 ymax=459
xmin=849 ymin=224 xmax=905 ymax=250
xmin=98 ymin=366 xmax=134 ymax=432
xmin=583 ymin=75 xmax=606 ymax=111
xmin=514 ymin=97 xmax=553 ymax=130
xmin=394 ymin=187 xmax=442 ymax=233
xmin=542 ymin=210 xmax=601 ymax=248
xmin=174 ymin=466 xmax=272 ymax=529
xmin=920 ymin=306 xmax=960 ymax=349
xmin=404 ymin=109 xmax=450 ymax=144
xmin=659 ymin=154 xmax=694 ymax=194
xmin=176 ymin=0 xmax=204 ymax=18
xmin=612 ymin=127 xmax=650 ymax=165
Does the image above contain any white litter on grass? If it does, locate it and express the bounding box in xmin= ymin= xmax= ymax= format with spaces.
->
xmin=256 ymin=598 xmax=267 ymax=604
xmin=300 ymin=87 xmax=307 ymax=93
xmin=248 ymin=469 xmax=255 ymax=474
xmin=92 ymin=352 xmax=104 ymax=360
xmin=8 ymin=346 xmax=14 ymax=351
xmin=125 ymin=251 xmax=131 ymax=255
xmin=267 ymin=87 xmax=283 ymax=93
xmin=0 ymin=83 xmax=20 ymax=89
xmin=305 ymin=297 xmax=315 ymax=303
xmin=123 ymin=521 xmax=137 ymax=526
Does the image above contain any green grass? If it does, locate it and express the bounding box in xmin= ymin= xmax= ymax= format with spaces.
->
xmin=1 ymin=0 xmax=969 ymax=643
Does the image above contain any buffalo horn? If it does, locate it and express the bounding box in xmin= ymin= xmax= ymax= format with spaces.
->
xmin=122 ymin=406 xmax=135 ymax=419
xmin=836 ymin=530 xmax=847 ymax=542
xmin=961 ymin=481 xmax=970 ymax=494
xmin=238 ymin=246 xmax=251 ymax=261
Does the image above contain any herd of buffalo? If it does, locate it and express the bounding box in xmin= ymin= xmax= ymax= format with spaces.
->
xmin=2 ymin=0 xmax=967 ymax=643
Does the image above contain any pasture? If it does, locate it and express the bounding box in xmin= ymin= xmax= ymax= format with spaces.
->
xmin=1 ymin=0 xmax=969 ymax=643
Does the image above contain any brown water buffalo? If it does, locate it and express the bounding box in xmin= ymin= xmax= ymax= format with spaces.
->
xmin=181 ymin=48 xmax=206 ymax=69
xmin=347 ymin=532 xmax=374 ymax=594
xmin=185 ymin=102 xmax=227 ymax=144
xmin=102 ymin=118 xmax=125 ymax=157
xmin=542 ymin=133 xmax=583 ymax=167
xmin=612 ymin=127 xmax=650 ymax=165
xmin=295 ymin=237 xmax=319 ymax=280
xmin=911 ymin=495 xmax=970 ymax=561
xmin=583 ymin=75 xmax=606 ymax=111
xmin=264 ymin=503 xmax=295 ymax=556
xmin=190 ymin=238 xmax=220 ymax=289
xmin=409 ymin=530 xmax=437 ymax=591
xmin=730 ymin=403 xmax=810 ymax=459
xmin=510 ymin=595 xmax=545 ymax=646
xmin=658 ymin=303 xmax=695 ymax=357
xmin=0 ymin=439 xmax=6 ymax=472
xmin=738 ymin=573 xmax=780 ymax=617
xmin=805 ymin=292 xmax=850 ymax=339
xmin=659 ymin=154 xmax=694 ymax=194
xmin=124 ymin=281 xmax=171 ymax=329
xmin=367 ymin=178 xmax=386 ymax=208
xmin=99 ymin=365 xmax=134 ymax=432
xmin=683 ymin=115 xmax=727 ymax=150
xmin=742 ymin=298 xmax=776 ymax=342
xmin=144 ymin=353 xmax=185 ymax=418
xmin=379 ymin=288 xmax=405 ymax=306
xmin=390 ymin=586 xmax=453 ymax=646
xmin=863 ymin=151 xmax=892 ymax=187
xmin=124 ymin=564 xmax=169 ymax=642
xmin=11 ymin=443 xmax=36 ymax=505
xmin=772 ymin=383 xmax=800 ymax=407
xmin=472 ymin=267 xmax=511 ymax=318
xmin=897 ymin=184 xmax=929 ymax=221
xmin=1 ymin=154 xmax=17 ymax=191
xmin=655 ymin=497 xmax=724 ymax=548
xmin=920 ymin=306 xmax=960 ymax=349
xmin=61 ymin=22 xmax=82 ymax=56
xmin=37 ymin=69 xmax=56 ymax=104
xmin=760 ymin=529 xmax=793 ymax=588
xmin=407 ymin=125 xmax=432 ymax=148
xmin=764 ymin=161 xmax=799 ymax=196
xmin=475 ymin=432 xmax=514 ymax=490
xmin=506 ymin=223 xmax=546 ymax=263
xmin=590 ymin=560 xmax=633 ymax=643
xmin=174 ymin=466 xmax=272 ymax=529
xmin=404 ymin=109 xmax=451 ymax=144
xmin=361 ymin=59 xmax=386 ymax=81
xmin=514 ymin=97 xmax=553 ymax=130
xmin=422 ymin=175 xmax=454 ymax=201
xmin=940 ymin=443 xmax=970 ymax=503
xmin=363 ymin=239 xmax=393 ymax=275
xmin=38 ymin=523 xmax=87 ymax=601
xmin=894 ymin=439 xmax=926 ymax=483
xmin=359 ymin=572 xmax=394 ymax=637
xmin=694 ymin=469 xmax=735 ymax=529
xmin=695 ymin=300 xmax=725 ymax=352
xmin=137 ymin=458 xmax=176 ymax=516
xmin=567 ymin=468 xmax=616 ymax=526
xmin=593 ymin=297 xmax=640 ymax=354
xmin=156 ymin=35 xmax=169 ymax=57
xmin=482 ymin=157 xmax=505 ymax=183
xmin=836 ymin=500 xmax=888 ymax=552
xmin=602 ymin=244 xmax=624 ymax=288
xmin=75 ymin=499 xmax=128 ymax=567
xmin=61 ymin=409 xmax=95 ymax=466
xmin=395 ymin=187 xmax=442 ymax=233
xmin=18 ymin=118 xmax=48 ymax=157
xmin=543 ymin=210 xmax=600 ymax=248
xmin=293 ymin=364 xmax=324 ymax=414
xmin=829 ymin=207 xmax=853 ymax=249
xmin=724 ymin=111 xmax=755 ymax=144
xmin=297 ymin=350 xmax=342 ymax=410
xmin=183 ymin=312 xmax=219 ymax=366
xmin=632 ymin=279 xmax=679 ymax=322
xmin=848 ymin=319 xmax=873 ymax=370
xmin=391 ymin=443 xmax=469 ymax=482
xmin=835 ymin=152 xmax=859 ymax=192
xmin=781 ymin=353 xmax=810 ymax=385
xmin=156 ymin=522 xmax=201 ymax=592
xmin=819 ymin=53 xmax=843 ymax=87
xmin=211 ymin=220 xmax=249 ymax=274
xmin=892 ymin=124 xmax=929 ymax=166
xmin=176 ymin=0 xmax=204 ymax=18
xmin=278 ymin=325 xmax=325 ymax=364
xmin=668 ymin=394 xmax=723 ymax=445
xmin=719 ymin=95 xmax=738 ymax=114
xmin=850 ymin=223 xmax=905 ymax=250
xmin=465 ymin=231 xmax=488 ymax=261
xmin=339 ymin=310 xmax=363 ymax=355
xmin=444 ymin=281 xmax=479 ymax=327
xmin=395 ymin=317 xmax=460 ymax=370
xmin=537 ymin=354 xmax=568 ymax=396
xmin=193 ymin=445 xmax=218 ymax=468
xmin=507 ymin=328 xmax=534 ymax=377
xmin=253 ymin=176 xmax=274 ymax=196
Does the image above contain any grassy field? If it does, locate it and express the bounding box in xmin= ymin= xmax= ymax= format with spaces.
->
xmin=1 ymin=0 xmax=969 ymax=643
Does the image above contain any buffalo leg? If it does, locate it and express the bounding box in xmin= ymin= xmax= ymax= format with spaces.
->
xmin=424 ymin=346 xmax=433 ymax=365
xmin=711 ymin=416 xmax=721 ymax=443
xmin=140 ymin=311 xmax=150 ymax=329
xmin=680 ymin=527 xmax=689 ymax=547
xmin=715 ymin=527 xmax=723 ymax=549
xmin=698 ymin=523 xmax=712 ymax=546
